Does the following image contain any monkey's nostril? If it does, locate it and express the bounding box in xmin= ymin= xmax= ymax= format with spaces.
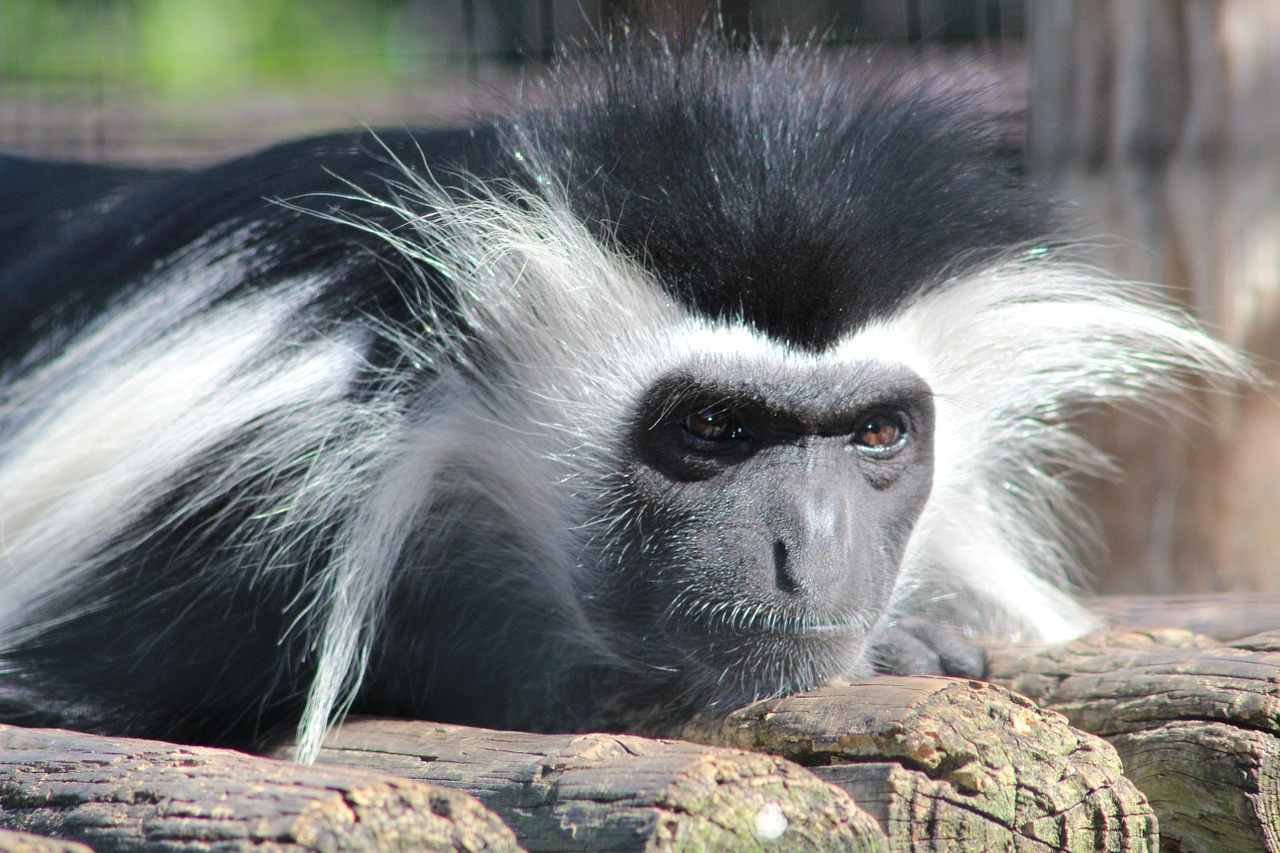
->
xmin=773 ymin=540 xmax=800 ymax=594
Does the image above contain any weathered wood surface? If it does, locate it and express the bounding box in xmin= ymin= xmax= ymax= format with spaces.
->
xmin=306 ymin=677 xmax=1157 ymax=852
xmin=304 ymin=720 xmax=886 ymax=852
xmin=0 ymin=829 xmax=91 ymax=853
xmin=676 ymin=677 xmax=1156 ymax=853
xmin=989 ymin=627 xmax=1280 ymax=853
xmin=0 ymin=724 xmax=521 ymax=852
xmin=7 ymin=592 xmax=1280 ymax=852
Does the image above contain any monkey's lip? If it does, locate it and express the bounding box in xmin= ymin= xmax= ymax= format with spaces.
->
xmin=796 ymin=624 xmax=862 ymax=637
xmin=758 ymin=622 xmax=864 ymax=639
xmin=682 ymin=613 xmax=866 ymax=642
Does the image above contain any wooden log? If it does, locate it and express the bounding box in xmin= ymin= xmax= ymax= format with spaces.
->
xmin=303 ymin=720 xmax=886 ymax=852
xmin=988 ymin=627 xmax=1280 ymax=853
xmin=306 ymin=679 xmax=1160 ymax=851
xmin=674 ymin=677 xmax=1156 ymax=853
xmin=0 ymin=724 xmax=522 ymax=852
xmin=0 ymin=829 xmax=91 ymax=853
xmin=19 ymin=589 xmax=1280 ymax=853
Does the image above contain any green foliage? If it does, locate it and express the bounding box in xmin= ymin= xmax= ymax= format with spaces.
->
xmin=0 ymin=0 xmax=440 ymax=100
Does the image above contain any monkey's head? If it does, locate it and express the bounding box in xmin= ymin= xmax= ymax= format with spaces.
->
xmin=587 ymin=360 xmax=936 ymax=709
xmin=369 ymin=40 xmax=1065 ymax=724
xmin=465 ymin=42 xmax=1009 ymax=713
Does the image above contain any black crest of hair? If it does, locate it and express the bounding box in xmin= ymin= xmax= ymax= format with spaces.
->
xmin=508 ymin=37 xmax=1055 ymax=350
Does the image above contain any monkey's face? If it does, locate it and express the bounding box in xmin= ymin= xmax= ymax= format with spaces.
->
xmin=597 ymin=359 xmax=936 ymax=709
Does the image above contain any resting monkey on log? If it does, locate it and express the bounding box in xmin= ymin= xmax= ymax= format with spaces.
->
xmin=0 ymin=36 xmax=1244 ymax=763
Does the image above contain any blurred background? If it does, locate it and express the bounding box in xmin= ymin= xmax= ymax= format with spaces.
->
xmin=0 ymin=0 xmax=1277 ymax=598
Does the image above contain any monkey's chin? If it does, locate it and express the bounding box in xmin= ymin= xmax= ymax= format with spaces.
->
xmin=673 ymin=627 xmax=873 ymax=712
xmin=565 ymin=624 xmax=875 ymax=732
xmin=786 ymin=622 xmax=872 ymax=638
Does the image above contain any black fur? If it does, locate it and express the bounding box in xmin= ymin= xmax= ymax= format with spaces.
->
xmin=515 ymin=43 xmax=1054 ymax=349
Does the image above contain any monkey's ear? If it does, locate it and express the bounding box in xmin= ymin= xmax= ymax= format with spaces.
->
xmin=867 ymin=620 xmax=987 ymax=680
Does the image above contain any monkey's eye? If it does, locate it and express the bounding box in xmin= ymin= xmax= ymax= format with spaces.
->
xmin=851 ymin=412 xmax=908 ymax=454
xmin=681 ymin=407 xmax=746 ymax=447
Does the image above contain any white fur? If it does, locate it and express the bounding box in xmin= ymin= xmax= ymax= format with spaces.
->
xmin=850 ymin=261 xmax=1246 ymax=642
xmin=0 ymin=237 xmax=357 ymax=637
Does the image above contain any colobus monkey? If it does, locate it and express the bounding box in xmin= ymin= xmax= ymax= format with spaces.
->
xmin=0 ymin=38 xmax=1243 ymax=762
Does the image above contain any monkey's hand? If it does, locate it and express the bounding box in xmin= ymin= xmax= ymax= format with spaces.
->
xmin=867 ymin=620 xmax=987 ymax=679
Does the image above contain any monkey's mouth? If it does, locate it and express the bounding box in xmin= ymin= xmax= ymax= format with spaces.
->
xmin=669 ymin=612 xmax=871 ymax=671
xmin=783 ymin=622 xmax=866 ymax=638
xmin=663 ymin=602 xmax=872 ymax=645
xmin=661 ymin=622 xmax=872 ymax=714
xmin=685 ymin=614 xmax=870 ymax=642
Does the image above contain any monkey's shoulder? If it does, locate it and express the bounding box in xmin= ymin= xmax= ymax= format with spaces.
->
xmin=0 ymin=127 xmax=504 ymax=359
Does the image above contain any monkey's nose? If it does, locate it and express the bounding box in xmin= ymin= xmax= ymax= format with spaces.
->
xmin=772 ymin=539 xmax=799 ymax=594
